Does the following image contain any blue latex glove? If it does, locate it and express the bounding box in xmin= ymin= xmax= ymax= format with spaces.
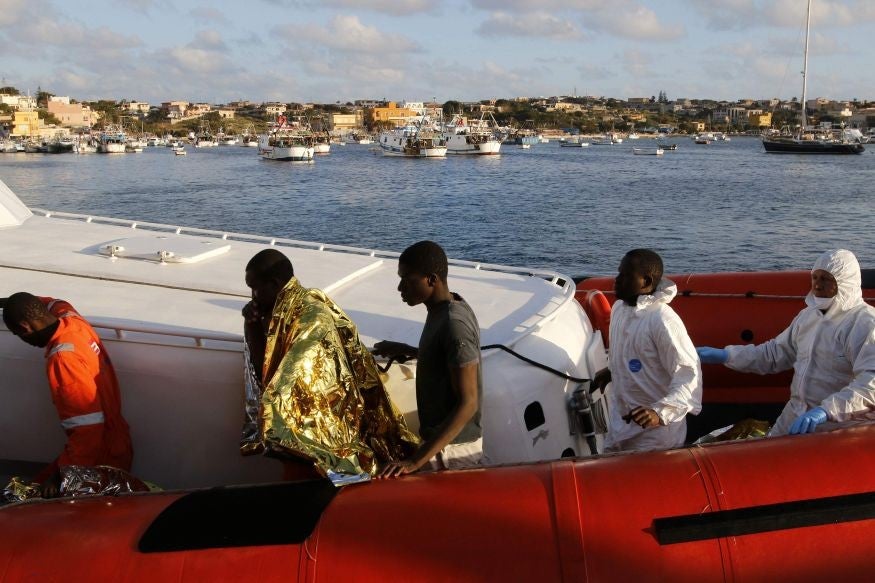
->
xmin=789 ymin=407 xmax=828 ymax=435
xmin=697 ymin=347 xmax=728 ymax=365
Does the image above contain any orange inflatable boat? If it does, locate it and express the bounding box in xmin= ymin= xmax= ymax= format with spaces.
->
xmin=1 ymin=423 xmax=874 ymax=582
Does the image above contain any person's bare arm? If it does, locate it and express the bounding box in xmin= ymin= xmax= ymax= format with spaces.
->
xmin=372 ymin=340 xmax=418 ymax=362
xmin=378 ymin=363 xmax=478 ymax=478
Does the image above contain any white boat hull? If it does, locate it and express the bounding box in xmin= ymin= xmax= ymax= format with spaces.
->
xmin=313 ymin=143 xmax=331 ymax=154
xmin=444 ymin=135 xmax=501 ymax=155
xmin=259 ymin=145 xmax=314 ymax=161
xmin=98 ymin=143 xmax=126 ymax=154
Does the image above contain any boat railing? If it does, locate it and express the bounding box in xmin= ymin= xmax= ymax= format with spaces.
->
xmin=89 ymin=319 xmax=244 ymax=351
xmin=29 ymin=208 xmax=576 ymax=295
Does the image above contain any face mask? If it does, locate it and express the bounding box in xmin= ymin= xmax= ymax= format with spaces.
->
xmin=813 ymin=296 xmax=834 ymax=310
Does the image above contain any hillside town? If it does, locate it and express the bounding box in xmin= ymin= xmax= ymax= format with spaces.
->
xmin=2 ymin=86 xmax=874 ymax=144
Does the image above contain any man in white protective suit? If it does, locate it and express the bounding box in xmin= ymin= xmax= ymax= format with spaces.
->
xmin=593 ymin=249 xmax=702 ymax=453
xmin=698 ymin=249 xmax=875 ymax=437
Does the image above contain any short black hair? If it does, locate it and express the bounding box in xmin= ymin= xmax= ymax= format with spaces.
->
xmin=2 ymin=292 xmax=49 ymax=329
xmin=624 ymin=249 xmax=664 ymax=288
xmin=246 ymin=249 xmax=294 ymax=284
xmin=399 ymin=241 xmax=448 ymax=282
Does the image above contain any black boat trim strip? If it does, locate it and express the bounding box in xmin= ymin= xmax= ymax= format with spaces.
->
xmin=653 ymin=490 xmax=875 ymax=545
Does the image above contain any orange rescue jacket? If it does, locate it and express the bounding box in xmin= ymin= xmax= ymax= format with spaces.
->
xmin=40 ymin=298 xmax=133 ymax=476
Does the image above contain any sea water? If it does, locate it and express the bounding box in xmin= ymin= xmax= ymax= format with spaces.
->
xmin=1 ymin=137 xmax=872 ymax=277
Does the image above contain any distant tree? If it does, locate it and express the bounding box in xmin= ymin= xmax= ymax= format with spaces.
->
xmin=0 ymin=103 xmax=11 ymax=114
xmin=36 ymin=89 xmax=54 ymax=107
xmin=0 ymin=86 xmax=19 ymax=95
xmin=37 ymin=110 xmax=61 ymax=125
xmin=442 ymin=100 xmax=462 ymax=115
xmin=88 ymin=100 xmax=122 ymax=124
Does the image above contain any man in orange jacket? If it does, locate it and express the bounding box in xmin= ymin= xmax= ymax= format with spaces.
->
xmin=2 ymin=292 xmax=133 ymax=497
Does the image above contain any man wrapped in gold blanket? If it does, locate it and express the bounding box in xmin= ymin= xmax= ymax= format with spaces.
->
xmin=240 ymin=249 xmax=418 ymax=480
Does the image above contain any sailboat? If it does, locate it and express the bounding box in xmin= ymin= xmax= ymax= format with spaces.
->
xmin=762 ymin=0 xmax=864 ymax=154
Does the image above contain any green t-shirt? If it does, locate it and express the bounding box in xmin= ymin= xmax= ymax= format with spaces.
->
xmin=416 ymin=294 xmax=483 ymax=444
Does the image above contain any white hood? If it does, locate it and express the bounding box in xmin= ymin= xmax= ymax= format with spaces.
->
xmin=805 ymin=249 xmax=864 ymax=316
xmin=634 ymin=278 xmax=677 ymax=312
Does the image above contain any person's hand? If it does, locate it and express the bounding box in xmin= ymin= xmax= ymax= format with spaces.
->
xmin=377 ymin=458 xmax=424 ymax=479
xmin=697 ymin=347 xmax=728 ymax=365
xmin=372 ymin=341 xmax=417 ymax=362
xmin=623 ymin=407 xmax=663 ymax=429
xmin=242 ymin=300 xmax=261 ymax=324
xmin=591 ymin=368 xmax=611 ymax=392
xmin=789 ymin=407 xmax=828 ymax=435
xmin=40 ymin=469 xmax=62 ymax=498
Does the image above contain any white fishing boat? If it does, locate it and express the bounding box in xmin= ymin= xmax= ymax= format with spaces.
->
xmin=239 ymin=126 xmax=259 ymax=148
xmin=97 ymin=126 xmax=127 ymax=154
xmin=346 ymin=133 xmax=372 ymax=145
xmin=378 ymin=121 xmax=447 ymax=158
xmin=632 ymin=147 xmax=664 ymax=156
xmin=258 ymin=117 xmax=315 ymax=161
xmin=627 ymin=132 xmax=641 ymax=140
xmin=174 ymin=149 xmax=186 ymax=156
xmin=312 ymin=133 xmax=331 ymax=155
xmin=442 ymin=113 xmax=502 ymax=155
xmin=194 ymin=122 xmax=217 ymax=148
xmin=0 ymin=178 xmax=603 ymax=489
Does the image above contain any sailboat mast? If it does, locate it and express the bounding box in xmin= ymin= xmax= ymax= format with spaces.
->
xmin=800 ymin=0 xmax=811 ymax=129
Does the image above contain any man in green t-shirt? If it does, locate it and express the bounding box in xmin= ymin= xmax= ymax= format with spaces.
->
xmin=374 ymin=241 xmax=484 ymax=477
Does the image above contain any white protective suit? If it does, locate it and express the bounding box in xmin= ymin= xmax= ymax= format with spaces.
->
xmin=604 ymin=279 xmax=702 ymax=452
xmin=725 ymin=249 xmax=875 ymax=436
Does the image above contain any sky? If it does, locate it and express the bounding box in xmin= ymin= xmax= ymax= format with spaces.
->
xmin=1 ymin=0 xmax=873 ymax=105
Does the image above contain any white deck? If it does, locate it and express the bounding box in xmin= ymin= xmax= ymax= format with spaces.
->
xmin=0 ymin=209 xmax=572 ymax=348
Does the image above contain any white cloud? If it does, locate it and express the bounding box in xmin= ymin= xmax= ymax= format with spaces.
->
xmin=191 ymin=30 xmax=228 ymax=52
xmin=189 ymin=7 xmax=231 ymax=25
xmin=470 ymin=0 xmax=683 ymax=41
xmin=586 ymin=6 xmax=684 ymax=40
xmin=687 ymin=0 xmax=875 ymax=30
xmin=320 ymin=0 xmax=434 ymax=16
xmin=476 ymin=12 xmax=582 ymax=40
xmin=620 ymin=48 xmax=654 ymax=77
xmin=578 ymin=62 xmax=614 ymax=81
xmin=273 ymin=15 xmax=420 ymax=53
xmin=266 ymin=0 xmax=434 ymax=16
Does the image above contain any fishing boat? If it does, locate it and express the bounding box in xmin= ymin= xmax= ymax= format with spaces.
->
xmin=442 ymin=113 xmax=502 ymax=155
xmin=97 ymin=125 xmax=127 ymax=154
xmin=346 ymin=133 xmax=372 ymax=145
xmin=239 ymin=126 xmax=260 ymax=148
xmin=45 ymin=135 xmax=75 ymax=154
xmin=378 ymin=120 xmax=447 ymax=158
xmin=504 ymin=121 xmax=540 ymax=146
xmin=312 ymin=132 xmax=331 ymax=155
xmin=194 ymin=122 xmax=217 ymax=148
xmin=559 ymin=139 xmax=589 ymax=148
xmin=1 ymin=178 xmax=874 ymax=578
xmin=174 ymin=148 xmax=186 ymax=156
xmin=632 ymin=147 xmax=664 ymax=156
xmin=258 ymin=117 xmax=315 ymax=161
xmin=218 ymin=130 xmax=238 ymax=146
xmin=762 ymin=0 xmax=865 ymax=155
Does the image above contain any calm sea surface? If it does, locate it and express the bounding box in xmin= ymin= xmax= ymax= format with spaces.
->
xmin=1 ymin=137 xmax=872 ymax=277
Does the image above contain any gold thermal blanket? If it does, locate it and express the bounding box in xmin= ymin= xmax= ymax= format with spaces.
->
xmin=240 ymin=278 xmax=418 ymax=476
